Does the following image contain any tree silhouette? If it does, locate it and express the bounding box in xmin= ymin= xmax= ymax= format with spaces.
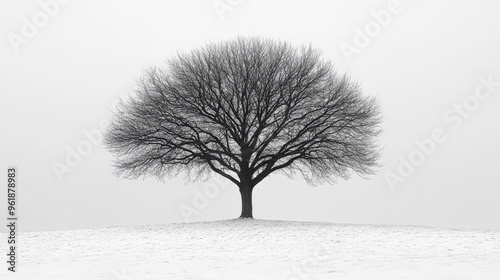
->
xmin=104 ymin=37 xmax=381 ymax=218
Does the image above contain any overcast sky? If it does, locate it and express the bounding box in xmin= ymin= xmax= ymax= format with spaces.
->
xmin=1 ymin=0 xmax=499 ymax=232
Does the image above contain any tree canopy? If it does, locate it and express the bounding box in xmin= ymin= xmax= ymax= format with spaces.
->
xmin=104 ymin=37 xmax=382 ymax=218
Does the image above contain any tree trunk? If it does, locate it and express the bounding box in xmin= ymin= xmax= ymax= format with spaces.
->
xmin=239 ymin=185 xmax=254 ymax=218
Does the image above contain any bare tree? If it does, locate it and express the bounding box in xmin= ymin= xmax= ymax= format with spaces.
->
xmin=104 ymin=37 xmax=381 ymax=218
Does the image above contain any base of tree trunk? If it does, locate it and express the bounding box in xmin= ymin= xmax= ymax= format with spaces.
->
xmin=239 ymin=186 xmax=254 ymax=219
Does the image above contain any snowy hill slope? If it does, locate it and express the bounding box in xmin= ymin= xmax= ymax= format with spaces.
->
xmin=1 ymin=219 xmax=499 ymax=279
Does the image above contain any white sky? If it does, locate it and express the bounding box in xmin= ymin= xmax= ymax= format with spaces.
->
xmin=1 ymin=0 xmax=500 ymax=231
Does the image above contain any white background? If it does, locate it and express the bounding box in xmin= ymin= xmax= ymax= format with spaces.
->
xmin=1 ymin=0 xmax=500 ymax=232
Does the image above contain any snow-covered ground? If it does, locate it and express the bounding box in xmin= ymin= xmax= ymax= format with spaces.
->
xmin=1 ymin=219 xmax=499 ymax=280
